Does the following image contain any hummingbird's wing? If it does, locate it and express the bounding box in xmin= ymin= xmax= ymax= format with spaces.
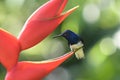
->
xmin=75 ymin=48 xmax=85 ymax=59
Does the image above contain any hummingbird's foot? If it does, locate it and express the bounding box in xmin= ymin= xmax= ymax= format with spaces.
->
xmin=74 ymin=46 xmax=83 ymax=53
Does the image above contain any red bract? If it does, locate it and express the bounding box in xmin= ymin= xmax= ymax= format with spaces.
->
xmin=18 ymin=0 xmax=78 ymax=50
xmin=5 ymin=52 xmax=74 ymax=80
xmin=0 ymin=0 xmax=78 ymax=80
xmin=0 ymin=29 xmax=20 ymax=71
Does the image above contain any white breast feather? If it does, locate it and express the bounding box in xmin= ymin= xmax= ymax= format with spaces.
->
xmin=75 ymin=48 xmax=84 ymax=59
xmin=70 ymin=42 xmax=84 ymax=59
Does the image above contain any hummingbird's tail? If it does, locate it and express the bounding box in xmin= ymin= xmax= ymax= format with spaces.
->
xmin=75 ymin=48 xmax=85 ymax=59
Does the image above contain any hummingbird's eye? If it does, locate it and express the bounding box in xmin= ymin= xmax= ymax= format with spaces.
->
xmin=63 ymin=33 xmax=68 ymax=36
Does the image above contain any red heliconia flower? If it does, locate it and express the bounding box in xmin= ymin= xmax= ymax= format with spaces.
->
xmin=0 ymin=29 xmax=20 ymax=71
xmin=0 ymin=0 xmax=78 ymax=80
xmin=5 ymin=52 xmax=74 ymax=80
xmin=18 ymin=0 xmax=79 ymax=50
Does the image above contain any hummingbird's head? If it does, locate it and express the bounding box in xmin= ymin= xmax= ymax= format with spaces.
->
xmin=53 ymin=30 xmax=82 ymax=45
xmin=53 ymin=30 xmax=73 ymax=38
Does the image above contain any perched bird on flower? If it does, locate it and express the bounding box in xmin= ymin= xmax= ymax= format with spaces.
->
xmin=54 ymin=30 xmax=85 ymax=59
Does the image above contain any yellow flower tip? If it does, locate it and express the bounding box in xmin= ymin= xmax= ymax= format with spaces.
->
xmin=61 ymin=5 xmax=80 ymax=15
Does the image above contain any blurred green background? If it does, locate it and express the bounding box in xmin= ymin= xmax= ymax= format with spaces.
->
xmin=0 ymin=0 xmax=120 ymax=80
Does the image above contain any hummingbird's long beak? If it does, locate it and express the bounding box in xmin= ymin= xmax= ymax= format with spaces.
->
xmin=53 ymin=34 xmax=62 ymax=38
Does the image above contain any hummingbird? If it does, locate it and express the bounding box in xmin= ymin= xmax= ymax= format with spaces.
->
xmin=53 ymin=30 xmax=85 ymax=59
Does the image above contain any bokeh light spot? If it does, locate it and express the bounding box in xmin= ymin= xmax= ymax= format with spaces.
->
xmin=113 ymin=30 xmax=120 ymax=49
xmin=100 ymin=37 xmax=116 ymax=56
xmin=87 ymin=44 xmax=107 ymax=67
xmin=5 ymin=0 xmax=25 ymax=8
xmin=83 ymin=4 xmax=100 ymax=24
xmin=98 ymin=0 xmax=114 ymax=10
xmin=45 ymin=67 xmax=71 ymax=80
